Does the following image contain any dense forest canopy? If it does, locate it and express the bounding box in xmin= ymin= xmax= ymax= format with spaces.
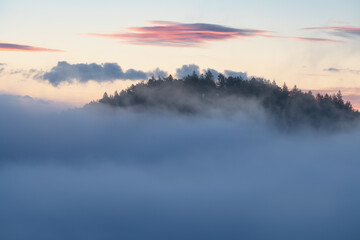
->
xmin=94 ymin=71 xmax=359 ymax=129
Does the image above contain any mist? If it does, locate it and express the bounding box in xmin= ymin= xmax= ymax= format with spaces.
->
xmin=1 ymin=94 xmax=360 ymax=240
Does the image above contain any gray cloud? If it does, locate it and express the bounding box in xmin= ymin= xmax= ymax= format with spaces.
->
xmin=203 ymin=68 xmax=220 ymax=80
xmin=42 ymin=61 xmax=155 ymax=86
xmin=175 ymin=64 xmax=200 ymax=78
xmin=1 ymin=94 xmax=360 ymax=239
xmin=303 ymin=26 xmax=360 ymax=39
xmin=175 ymin=65 xmax=249 ymax=80
xmin=35 ymin=62 xmax=251 ymax=87
xmin=0 ymin=63 xmax=5 ymax=74
xmin=324 ymin=67 xmax=341 ymax=72
xmin=148 ymin=67 xmax=168 ymax=79
xmin=224 ymin=70 xmax=248 ymax=79
xmin=10 ymin=68 xmax=44 ymax=78
xmin=324 ymin=67 xmax=360 ymax=74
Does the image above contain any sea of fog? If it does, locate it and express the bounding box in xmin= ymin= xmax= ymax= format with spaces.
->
xmin=1 ymin=94 xmax=360 ymax=240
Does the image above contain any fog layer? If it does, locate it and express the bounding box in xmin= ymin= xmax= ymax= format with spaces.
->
xmin=1 ymin=94 xmax=360 ymax=240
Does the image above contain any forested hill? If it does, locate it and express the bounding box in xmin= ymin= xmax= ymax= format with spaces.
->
xmin=94 ymin=71 xmax=359 ymax=129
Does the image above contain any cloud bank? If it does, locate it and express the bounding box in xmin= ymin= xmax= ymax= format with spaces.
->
xmin=42 ymin=61 xmax=167 ymax=86
xmin=40 ymin=62 xmax=248 ymax=86
xmin=0 ymin=42 xmax=62 ymax=52
xmin=1 ymin=94 xmax=360 ymax=240
xmin=87 ymin=21 xmax=271 ymax=47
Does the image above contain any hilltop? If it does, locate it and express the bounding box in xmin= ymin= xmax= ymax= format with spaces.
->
xmin=93 ymin=71 xmax=358 ymax=130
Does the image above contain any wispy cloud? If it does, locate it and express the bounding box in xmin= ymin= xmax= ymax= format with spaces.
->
xmin=303 ymin=26 xmax=360 ymax=38
xmin=87 ymin=21 xmax=271 ymax=47
xmin=290 ymin=36 xmax=344 ymax=43
xmin=301 ymin=73 xmax=329 ymax=77
xmin=324 ymin=67 xmax=360 ymax=74
xmin=10 ymin=68 xmax=44 ymax=79
xmin=262 ymin=34 xmax=344 ymax=43
xmin=239 ymin=31 xmax=343 ymax=44
xmin=0 ymin=63 xmax=5 ymax=75
xmin=0 ymin=42 xmax=62 ymax=52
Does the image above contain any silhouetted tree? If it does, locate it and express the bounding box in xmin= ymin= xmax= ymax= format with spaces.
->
xmin=205 ymin=70 xmax=214 ymax=82
xmin=95 ymin=72 xmax=359 ymax=130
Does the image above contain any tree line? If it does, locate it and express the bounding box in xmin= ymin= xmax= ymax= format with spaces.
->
xmin=96 ymin=71 xmax=359 ymax=129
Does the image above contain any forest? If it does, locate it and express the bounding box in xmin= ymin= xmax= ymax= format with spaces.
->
xmin=95 ymin=71 xmax=359 ymax=129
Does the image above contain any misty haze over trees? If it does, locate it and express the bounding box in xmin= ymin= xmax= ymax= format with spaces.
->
xmin=95 ymin=71 xmax=358 ymax=130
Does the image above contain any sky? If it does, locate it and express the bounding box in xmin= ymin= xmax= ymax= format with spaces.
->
xmin=0 ymin=0 xmax=359 ymax=106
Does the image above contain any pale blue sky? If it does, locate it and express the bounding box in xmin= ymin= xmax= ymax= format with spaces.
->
xmin=1 ymin=0 xmax=358 ymax=29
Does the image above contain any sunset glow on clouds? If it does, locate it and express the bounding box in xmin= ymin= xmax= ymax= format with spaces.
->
xmin=303 ymin=26 xmax=360 ymax=37
xmin=0 ymin=43 xmax=62 ymax=52
xmin=88 ymin=21 xmax=345 ymax=47
xmin=87 ymin=21 xmax=272 ymax=47
xmin=289 ymin=36 xmax=344 ymax=43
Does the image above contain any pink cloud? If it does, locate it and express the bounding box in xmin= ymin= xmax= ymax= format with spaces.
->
xmin=87 ymin=22 xmax=271 ymax=47
xmin=303 ymin=26 xmax=360 ymax=38
xmin=289 ymin=36 xmax=344 ymax=43
xmin=87 ymin=21 xmax=345 ymax=47
xmin=261 ymin=34 xmax=344 ymax=43
xmin=0 ymin=43 xmax=62 ymax=52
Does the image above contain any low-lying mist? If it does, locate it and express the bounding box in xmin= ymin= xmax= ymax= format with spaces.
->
xmin=1 ymin=94 xmax=360 ymax=240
